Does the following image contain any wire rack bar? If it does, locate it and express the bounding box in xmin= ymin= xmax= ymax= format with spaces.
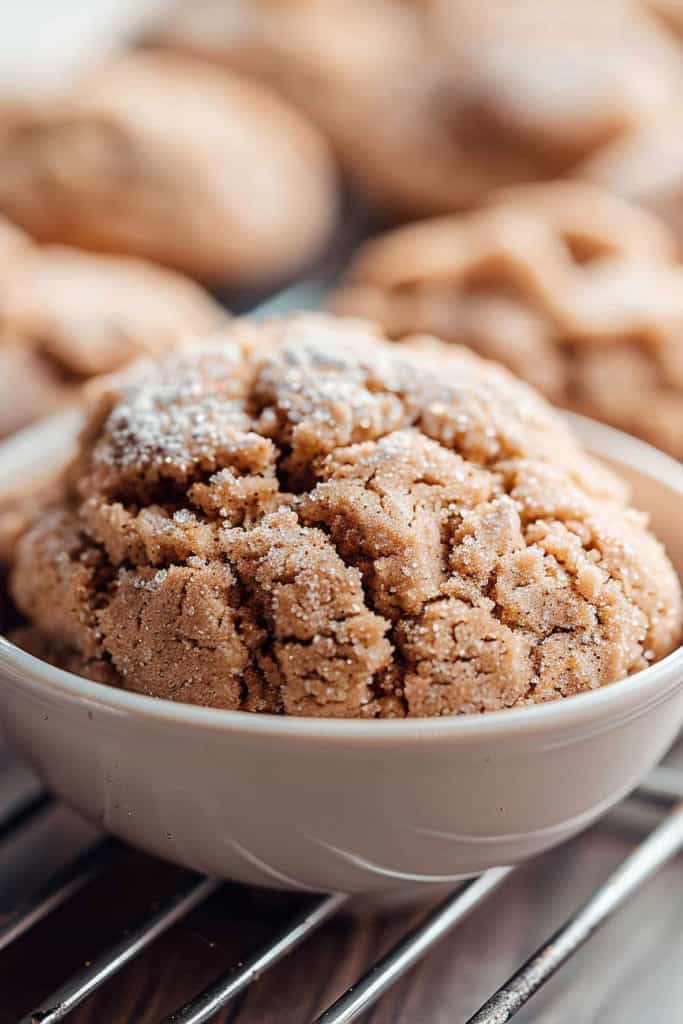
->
xmin=0 ymin=839 xmax=120 ymax=953
xmin=639 ymin=763 xmax=683 ymax=803
xmin=0 ymin=790 xmax=52 ymax=845
xmin=20 ymin=875 xmax=222 ymax=1024
xmin=314 ymin=867 xmax=513 ymax=1024
xmin=466 ymin=799 xmax=683 ymax=1023
xmin=162 ymin=892 xmax=348 ymax=1024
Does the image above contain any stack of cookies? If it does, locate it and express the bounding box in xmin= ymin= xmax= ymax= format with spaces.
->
xmin=144 ymin=0 xmax=683 ymax=226
xmin=2 ymin=0 xmax=683 ymax=453
xmin=135 ymin=0 xmax=683 ymax=460
xmin=330 ymin=181 xmax=683 ymax=460
xmin=0 ymin=43 xmax=340 ymax=437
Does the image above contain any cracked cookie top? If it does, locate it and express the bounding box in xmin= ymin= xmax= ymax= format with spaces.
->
xmin=10 ymin=313 xmax=681 ymax=717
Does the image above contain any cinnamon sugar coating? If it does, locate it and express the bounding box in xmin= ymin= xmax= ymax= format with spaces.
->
xmin=331 ymin=182 xmax=683 ymax=460
xmin=9 ymin=315 xmax=682 ymax=717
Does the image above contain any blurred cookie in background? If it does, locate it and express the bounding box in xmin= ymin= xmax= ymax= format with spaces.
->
xmin=0 ymin=340 xmax=74 ymax=441
xmin=579 ymin=110 xmax=683 ymax=250
xmin=0 ymin=223 xmax=226 ymax=438
xmin=648 ymin=0 xmax=683 ymax=37
xmin=143 ymin=0 xmax=436 ymax=215
xmin=330 ymin=181 xmax=683 ymax=459
xmin=143 ymin=0 xmax=683 ymax=218
xmin=0 ymin=51 xmax=338 ymax=285
xmin=427 ymin=0 xmax=683 ymax=172
xmin=576 ymin=1 xmax=683 ymax=250
xmin=0 ymin=210 xmax=30 ymax=260
xmin=0 ymin=472 xmax=63 ymax=576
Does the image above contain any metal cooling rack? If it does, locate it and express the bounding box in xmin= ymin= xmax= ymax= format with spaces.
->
xmin=1 ymin=750 xmax=683 ymax=1023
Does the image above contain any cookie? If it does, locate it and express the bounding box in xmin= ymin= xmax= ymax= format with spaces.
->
xmin=648 ymin=0 xmax=683 ymax=37
xmin=0 ymin=227 xmax=225 ymax=437
xmin=0 ymin=212 xmax=31 ymax=260
xmin=143 ymin=0 xmax=683 ymax=217
xmin=579 ymin=109 xmax=683 ymax=249
xmin=331 ymin=182 xmax=683 ymax=460
xmin=0 ymin=52 xmax=338 ymax=284
xmin=9 ymin=313 xmax=681 ymax=717
xmin=0 ymin=473 xmax=64 ymax=571
xmin=427 ymin=0 xmax=683 ymax=166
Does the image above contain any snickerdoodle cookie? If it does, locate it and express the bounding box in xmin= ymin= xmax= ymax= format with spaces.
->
xmin=331 ymin=182 xmax=683 ymax=459
xmin=144 ymin=0 xmax=683 ymax=217
xmin=9 ymin=314 xmax=681 ymax=717
xmin=580 ymin=109 xmax=683 ymax=250
xmin=0 ymin=221 xmax=225 ymax=438
xmin=0 ymin=52 xmax=337 ymax=284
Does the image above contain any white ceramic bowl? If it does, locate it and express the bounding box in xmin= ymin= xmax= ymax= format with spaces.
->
xmin=1 ymin=412 xmax=682 ymax=900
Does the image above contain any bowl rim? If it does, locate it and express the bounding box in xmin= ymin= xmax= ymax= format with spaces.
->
xmin=1 ymin=410 xmax=683 ymax=742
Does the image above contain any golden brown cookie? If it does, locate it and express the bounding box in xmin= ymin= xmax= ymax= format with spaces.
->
xmin=330 ymin=181 xmax=683 ymax=459
xmin=0 ymin=52 xmax=338 ymax=284
xmin=0 ymin=228 xmax=225 ymax=438
xmin=9 ymin=313 xmax=681 ymax=717
xmin=143 ymin=0 xmax=683 ymax=217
